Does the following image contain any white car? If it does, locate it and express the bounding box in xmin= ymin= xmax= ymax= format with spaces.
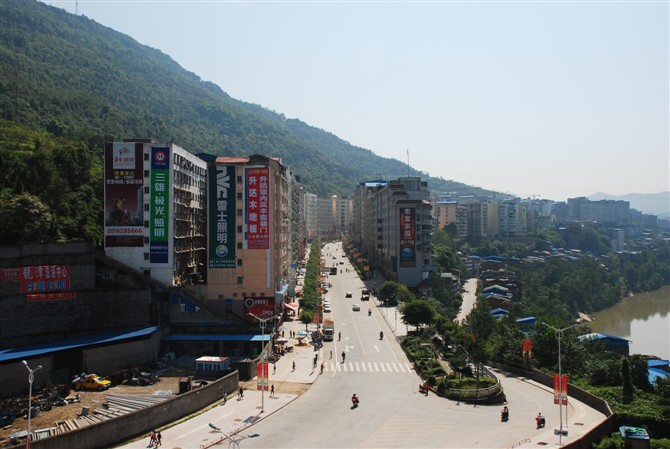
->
xmin=352 ymin=304 xmax=361 ymax=311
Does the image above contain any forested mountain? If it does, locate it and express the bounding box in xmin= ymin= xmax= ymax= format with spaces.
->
xmin=0 ymin=0 xmax=496 ymax=199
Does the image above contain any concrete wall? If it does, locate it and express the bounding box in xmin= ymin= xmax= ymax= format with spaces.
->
xmin=0 ymin=357 xmax=53 ymax=397
xmin=19 ymin=371 xmax=240 ymax=449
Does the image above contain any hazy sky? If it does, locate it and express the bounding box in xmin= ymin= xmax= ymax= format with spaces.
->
xmin=43 ymin=0 xmax=669 ymax=202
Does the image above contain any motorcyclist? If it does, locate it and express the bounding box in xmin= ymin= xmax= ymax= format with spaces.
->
xmin=379 ymin=331 xmax=384 ymax=340
xmin=368 ymin=309 xmax=372 ymax=316
xmin=351 ymin=393 xmax=359 ymax=408
xmin=536 ymin=412 xmax=545 ymax=428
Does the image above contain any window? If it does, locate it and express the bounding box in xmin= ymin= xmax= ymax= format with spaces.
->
xmin=144 ymin=220 xmax=150 ymax=228
xmin=143 ymin=253 xmax=149 ymax=260
xmin=144 ymin=187 xmax=150 ymax=194
xmin=144 ymin=204 xmax=150 ymax=211
xmin=237 ymin=259 xmax=243 ymax=266
xmin=237 ymin=192 xmax=243 ymax=200
xmin=144 ymin=152 xmax=150 ymax=161
xmin=237 ymin=225 xmax=243 ymax=233
xmin=237 ymin=276 xmax=244 ymax=284
xmin=237 ymin=242 xmax=243 ymax=249
xmin=237 ymin=176 xmax=243 ymax=183
xmin=237 ymin=209 xmax=243 ymax=216
xmin=144 ymin=170 xmax=150 ymax=178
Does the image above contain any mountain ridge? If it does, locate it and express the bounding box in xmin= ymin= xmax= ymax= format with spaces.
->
xmin=0 ymin=0 xmax=498 ymax=199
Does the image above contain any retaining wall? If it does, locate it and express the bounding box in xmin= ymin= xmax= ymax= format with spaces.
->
xmin=18 ymin=371 xmax=239 ymax=449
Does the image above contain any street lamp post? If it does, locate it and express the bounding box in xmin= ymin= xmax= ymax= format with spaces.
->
xmin=542 ymin=322 xmax=578 ymax=445
xmin=247 ymin=313 xmax=277 ymax=414
xmin=22 ymin=360 xmax=42 ymax=449
xmin=208 ymin=423 xmax=240 ymax=449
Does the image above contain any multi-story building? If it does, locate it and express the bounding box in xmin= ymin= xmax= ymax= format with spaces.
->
xmin=354 ymin=177 xmax=432 ymax=288
xmin=190 ymin=154 xmax=300 ymax=321
xmin=567 ymin=197 xmax=630 ymax=226
xmin=304 ymin=193 xmax=318 ymax=240
xmin=434 ymin=201 xmax=468 ymax=239
xmin=103 ymin=141 xmax=207 ymax=287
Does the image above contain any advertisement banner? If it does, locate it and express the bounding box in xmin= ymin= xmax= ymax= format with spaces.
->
xmin=245 ymin=166 xmax=270 ymax=249
xmin=553 ymin=374 xmax=568 ymax=405
xmin=104 ymin=142 xmax=144 ymax=247
xmin=209 ymin=164 xmax=236 ymax=268
xmin=149 ymin=147 xmax=170 ymax=263
xmin=244 ymin=297 xmax=275 ymax=320
xmin=399 ymin=207 xmax=416 ymax=267
xmin=256 ymin=362 xmax=269 ymax=391
xmin=20 ymin=265 xmax=70 ymax=295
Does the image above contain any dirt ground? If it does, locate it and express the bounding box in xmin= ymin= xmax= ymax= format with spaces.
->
xmin=0 ymin=370 xmax=309 ymax=447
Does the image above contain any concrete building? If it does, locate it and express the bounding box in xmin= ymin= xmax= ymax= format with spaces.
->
xmin=103 ymin=141 xmax=207 ymax=287
xmin=567 ymin=197 xmax=630 ymax=226
xmin=434 ymin=201 xmax=468 ymax=239
xmin=354 ymin=177 xmax=433 ymax=288
xmin=304 ymin=192 xmax=318 ymax=240
xmin=186 ymin=154 xmax=300 ymax=322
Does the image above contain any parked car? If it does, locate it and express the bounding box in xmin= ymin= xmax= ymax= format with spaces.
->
xmin=324 ymin=305 xmax=332 ymax=313
xmin=345 ymin=292 xmax=352 ymax=298
xmin=352 ymin=304 xmax=361 ymax=311
xmin=73 ymin=374 xmax=112 ymax=391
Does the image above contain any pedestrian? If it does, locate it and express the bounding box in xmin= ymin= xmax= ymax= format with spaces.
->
xmin=330 ymin=350 xmax=332 ymax=360
xmin=273 ymin=364 xmax=277 ymax=374
xmin=282 ymin=330 xmax=285 ymax=337
xmin=149 ymin=430 xmax=157 ymax=447
xmin=222 ymin=391 xmax=228 ymax=404
xmin=338 ymin=331 xmax=341 ymax=341
xmin=292 ymin=361 xmax=296 ymax=371
xmin=156 ymin=431 xmax=162 ymax=447
xmin=320 ymin=362 xmax=324 ymax=374
xmin=271 ymin=384 xmax=275 ymax=396
xmin=342 ymin=351 xmax=346 ymax=362
xmin=238 ymin=386 xmax=244 ymax=399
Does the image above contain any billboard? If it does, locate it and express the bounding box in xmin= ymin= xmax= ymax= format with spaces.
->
xmin=149 ymin=146 xmax=170 ymax=263
xmin=104 ymin=142 xmax=144 ymax=247
xmin=244 ymin=297 xmax=275 ymax=320
xmin=245 ymin=166 xmax=270 ymax=249
xmin=209 ymin=164 xmax=236 ymax=268
xmin=20 ymin=265 xmax=74 ymax=300
xmin=399 ymin=207 xmax=416 ymax=267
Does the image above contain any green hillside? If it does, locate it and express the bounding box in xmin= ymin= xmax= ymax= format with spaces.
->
xmin=0 ymin=0 xmax=501 ymax=244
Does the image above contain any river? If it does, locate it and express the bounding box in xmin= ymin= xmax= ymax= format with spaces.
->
xmin=587 ymin=285 xmax=670 ymax=360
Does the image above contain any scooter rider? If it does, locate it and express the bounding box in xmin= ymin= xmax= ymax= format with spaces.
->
xmin=379 ymin=331 xmax=384 ymax=340
xmin=368 ymin=308 xmax=372 ymax=316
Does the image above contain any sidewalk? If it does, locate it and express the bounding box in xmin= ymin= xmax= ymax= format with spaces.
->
xmin=117 ymin=319 xmax=320 ymax=449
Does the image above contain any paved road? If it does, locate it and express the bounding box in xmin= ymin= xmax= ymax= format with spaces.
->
xmin=116 ymin=241 xmax=607 ymax=449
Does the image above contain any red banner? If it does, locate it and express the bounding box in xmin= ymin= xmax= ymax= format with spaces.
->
xmin=245 ymin=166 xmax=270 ymax=249
xmin=20 ymin=265 xmax=71 ymax=294
xmin=522 ymin=339 xmax=533 ymax=356
xmin=244 ymin=297 xmax=275 ymax=321
xmin=256 ymin=362 xmax=269 ymax=390
xmin=554 ymin=374 xmax=568 ymax=405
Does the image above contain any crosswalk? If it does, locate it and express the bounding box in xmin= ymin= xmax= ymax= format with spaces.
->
xmin=323 ymin=361 xmax=414 ymax=373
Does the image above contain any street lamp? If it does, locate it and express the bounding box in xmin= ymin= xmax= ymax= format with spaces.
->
xmin=247 ymin=313 xmax=277 ymax=414
xmin=22 ymin=360 xmax=42 ymax=449
xmin=208 ymin=423 xmax=240 ymax=449
xmin=541 ymin=322 xmax=578 ymax=445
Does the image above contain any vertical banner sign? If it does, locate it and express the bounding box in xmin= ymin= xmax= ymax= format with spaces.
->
xmin=209 ymin=165 xmax=236 ymax=268
xmin=553 ymin=374 xmax=568 ymax=404
xmin=256 ymin=362 xmax=269 ymax=390
xmin=150 ymin=147 xmax=170 ymax=263
xmin=245 ymin=166 xmax=270 ymax=249
xmin=399 ymin=207 xmax=416 ymax=267
xmin=104 ymin=143 xmax=144 ymax=247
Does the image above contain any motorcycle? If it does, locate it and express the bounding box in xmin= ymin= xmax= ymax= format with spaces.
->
xmin=501 ymin=408 xmax=509 ymax=422
xmin=535 ymin=415 xmax=545 ymax=429
xmin=351 ymin=395 xmax=359 ymax=409
xmin=419 ymin=383 xmax=430 ymax=395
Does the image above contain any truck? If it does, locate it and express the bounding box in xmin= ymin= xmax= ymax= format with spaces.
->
xmin=323 ymin=320 xmax=335 ymax=341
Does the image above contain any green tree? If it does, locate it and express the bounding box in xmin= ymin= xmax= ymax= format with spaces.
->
xmin=400 ymin=299 xmax=435 ymax=332
xmin=0 ymin=193 xmax=56 ymax=243
xmin=299 ymin=310 xmax=312 ymax=330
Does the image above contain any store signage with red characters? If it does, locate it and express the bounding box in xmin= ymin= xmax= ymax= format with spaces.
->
xmin=244 ymin=297 xmax=275 ymax=320
xmin=399 ymin=207 xmax=416 ymax=267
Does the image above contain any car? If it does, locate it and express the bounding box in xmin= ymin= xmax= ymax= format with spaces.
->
xmin=352 ymin=304 xmax=361 ymax=311
xmin=324 ymin=305 xmax=332 ymax=313
xmin=73 ymin=374 xmax=112 ymax=391
xmin=345 ymin=292 xmax=352 ymax=298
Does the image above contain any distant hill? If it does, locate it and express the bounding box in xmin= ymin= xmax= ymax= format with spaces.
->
xmin=0 ymin=0 xmax=498 ymax=199
xmin=588 ymin=192 xmax=670 ymax=218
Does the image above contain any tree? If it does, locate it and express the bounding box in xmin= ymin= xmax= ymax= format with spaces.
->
xmin=0 ymin=193 xmax=56 ymax=243
xmin=299 ymin=310 xmax=312 ymax=330
xmin=378 ymin=281 xmax=414 ymax=306
xmin=400 ymin=299 xmax=435 ymax=332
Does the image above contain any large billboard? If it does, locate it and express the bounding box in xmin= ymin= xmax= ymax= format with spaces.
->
xmin=149 ymin=146 xmax=170 ymax=263
xmin=399 ymin=207 xmax=416 ymax=267
xmin=104 ymin=142 xmax=144 ymax=247
xmin=209 ymin=164 xmax=236 ymax=268
xmin=20 ymin=265 xmax=75 ymax=301
xmin=245 ymin=166 xmax=270 ymax=249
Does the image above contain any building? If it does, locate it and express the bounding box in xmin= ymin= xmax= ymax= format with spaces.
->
xmin=186 ymin=154 xmax=300 ymax=322
xmin=567 ymin=197 xmax=630 ymax=226
xmin=103 ymin=141 xmax=207 ymax=287
xmin=304 ymin=193 xmax=318 ymax=240
xmin=354 ymin=177 xmax=433 ymax=288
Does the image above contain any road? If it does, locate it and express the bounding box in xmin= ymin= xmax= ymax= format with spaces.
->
xmin=236 ymin=242 xmax=606 ymax=448
xmin=117 ymin=241 xmax=607 ymax=449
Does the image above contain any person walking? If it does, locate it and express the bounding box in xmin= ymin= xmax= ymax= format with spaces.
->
xmin=292 ymin=361 xmax=296 ymax=371
xmin=148 ymin=430 xmax=157 ymax=447
xmin=341 ymin=351 xmax=346 ymax=363
xmin=330 ymin=350 xmax=332 ymax=360
xmin=156 ymin=431 xmax=162 ymax=447
xmin=270 ymin=384 xmax=275 ymax=397
xmin=320 ymin=362 xmax=324 ymax=374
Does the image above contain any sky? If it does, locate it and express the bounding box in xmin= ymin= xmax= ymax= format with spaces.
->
xmin=42 ymin=0 xmax=669 ymax=202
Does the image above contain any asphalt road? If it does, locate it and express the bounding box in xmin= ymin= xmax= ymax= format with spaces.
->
xmin=117 ymin=241 xmax=608 ymax=449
